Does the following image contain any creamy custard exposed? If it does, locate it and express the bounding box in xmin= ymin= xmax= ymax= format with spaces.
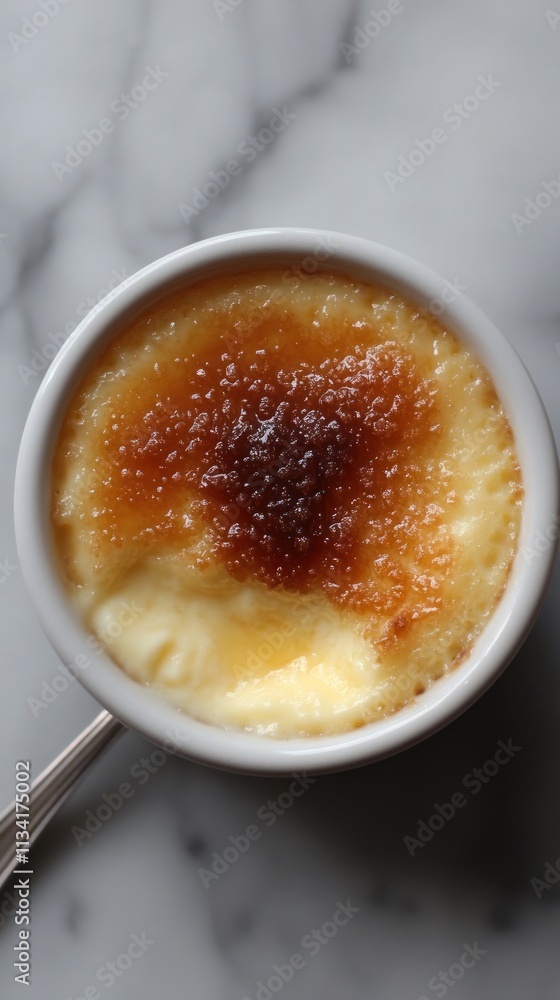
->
xmin=51 ymin=270 xmax=522 ymax=737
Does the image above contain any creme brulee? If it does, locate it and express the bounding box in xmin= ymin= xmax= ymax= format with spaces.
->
xmin=51 ymin=270 xmax=522 ymax=737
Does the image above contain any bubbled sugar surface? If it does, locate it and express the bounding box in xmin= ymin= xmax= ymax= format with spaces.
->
xmin=51 ymin=271 xmax=522 ymax=736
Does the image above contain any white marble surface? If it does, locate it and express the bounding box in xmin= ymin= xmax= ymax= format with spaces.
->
xmin=1 ymin=1 xmax=560 ymax=997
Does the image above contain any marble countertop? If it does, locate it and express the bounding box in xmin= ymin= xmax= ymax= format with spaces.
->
xmin=1 ymin=1 xmax=560 ymax=997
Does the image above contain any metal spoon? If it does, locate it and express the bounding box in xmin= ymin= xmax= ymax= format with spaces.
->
xmin=0 ymin=711 xmax=124 ymax=892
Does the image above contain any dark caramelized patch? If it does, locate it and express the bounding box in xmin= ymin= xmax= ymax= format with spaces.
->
xmin=87 ymin=297 xmax=442 ymax=613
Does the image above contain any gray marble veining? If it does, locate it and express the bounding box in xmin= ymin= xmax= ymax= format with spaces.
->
xmin=1 ymin=1 xmax=559 ymax=997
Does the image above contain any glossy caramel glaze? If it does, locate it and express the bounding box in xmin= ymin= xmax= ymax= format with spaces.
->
xmin=51 ymin=270 xmax=522 ymax=737
xmin=79 ymin=286 xmax=443 ymax=622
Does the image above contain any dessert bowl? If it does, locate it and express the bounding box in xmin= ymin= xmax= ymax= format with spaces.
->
xmin=14 ymin=228 xmax=559 ymax=774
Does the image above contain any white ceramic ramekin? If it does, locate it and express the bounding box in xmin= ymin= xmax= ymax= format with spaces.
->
xmin=14 ymin=229 xmax=559 ymax=774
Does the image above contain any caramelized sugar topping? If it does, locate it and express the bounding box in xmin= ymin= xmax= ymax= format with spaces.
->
xmin=91 ymin=291 xmax=441 ymax=614
xmin=52 ymin=271 xmax=523 ymax=736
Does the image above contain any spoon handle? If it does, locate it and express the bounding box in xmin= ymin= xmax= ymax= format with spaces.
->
xmin=0 ymin=710 xmax=124 ymax=892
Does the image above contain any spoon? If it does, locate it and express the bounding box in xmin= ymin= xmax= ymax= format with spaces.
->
xmin=0 ymin=711 xmax=124 ymax=892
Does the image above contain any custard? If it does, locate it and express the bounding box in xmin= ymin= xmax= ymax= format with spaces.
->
xmin=52 ymin=270 xmax=522 ymax=737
